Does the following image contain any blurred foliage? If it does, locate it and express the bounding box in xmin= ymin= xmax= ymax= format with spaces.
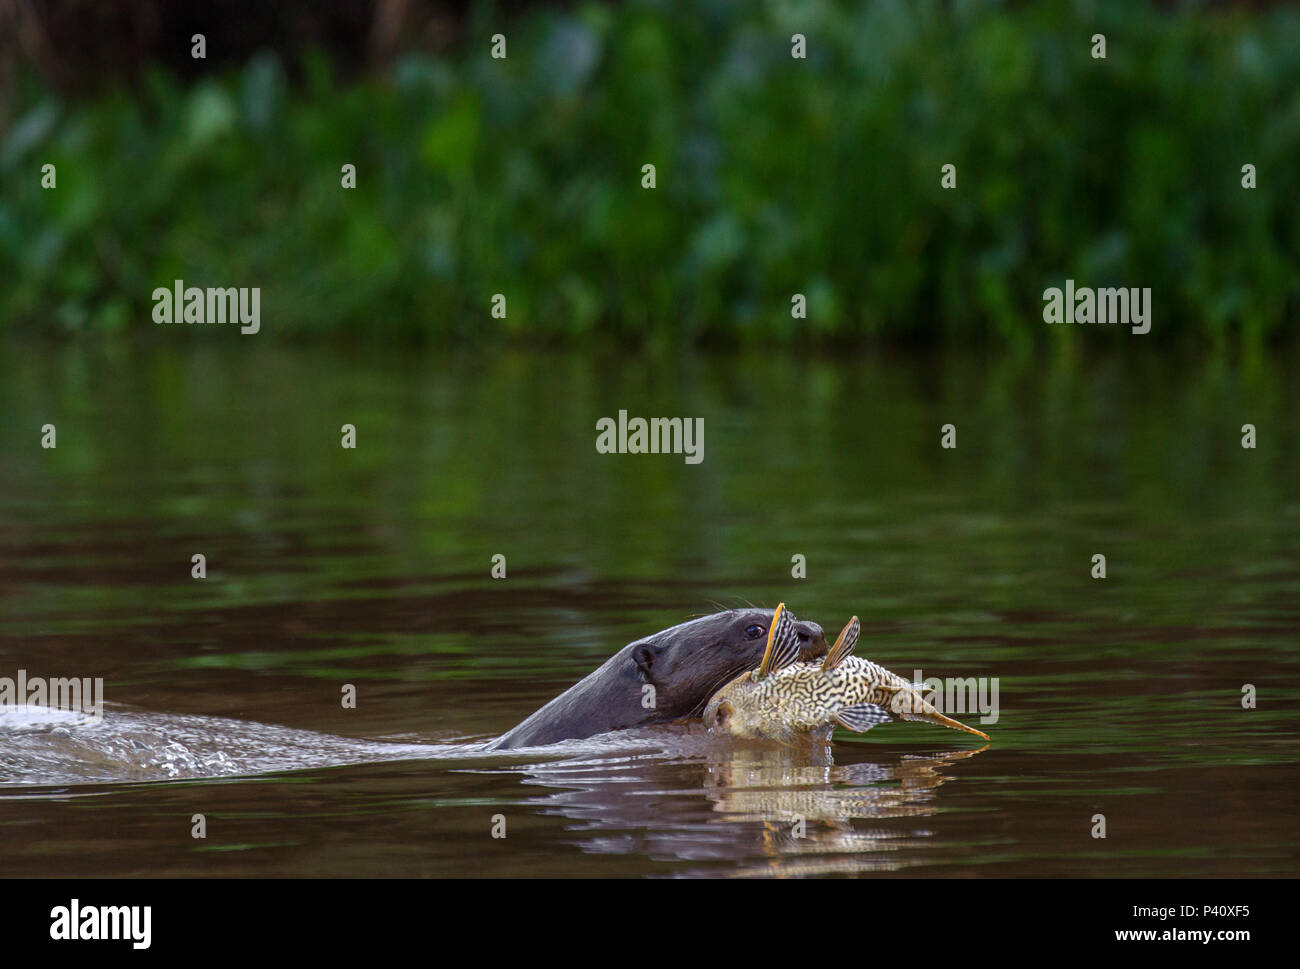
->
xmin=0 ymin=0 xmax=1297 ymax=346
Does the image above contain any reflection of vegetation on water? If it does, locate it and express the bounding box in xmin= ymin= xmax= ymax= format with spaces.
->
xmin=2 ymin=2 xmax=1297 ymax=345
xmin=2 ymin=343 xmax=1293 ymax=598
xmin=2 ymin=345 xmax=1295 ymax=708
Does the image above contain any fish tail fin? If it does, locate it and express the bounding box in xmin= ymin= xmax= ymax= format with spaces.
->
xmin=895 ymin=690 xmax=991 ymax=741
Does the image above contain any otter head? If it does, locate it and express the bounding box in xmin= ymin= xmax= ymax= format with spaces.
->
xmin=628 ymin=607 xmax=827 ymax=722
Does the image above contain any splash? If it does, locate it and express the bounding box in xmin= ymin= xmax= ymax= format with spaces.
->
xmin=0 ymin=703 xmax=465 ymax=786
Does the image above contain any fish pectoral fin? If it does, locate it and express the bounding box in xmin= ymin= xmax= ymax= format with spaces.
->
xmin=821 ymin=616 xmax=860 ymax=671
xmin=832 ymin=703 xmax=893 ymax=733
xmin=756 ymin=602 xmax=803 ymax=680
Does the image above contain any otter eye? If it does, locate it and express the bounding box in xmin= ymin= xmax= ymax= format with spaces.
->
xmin=744 ymin=624 xmax=764 ymax=640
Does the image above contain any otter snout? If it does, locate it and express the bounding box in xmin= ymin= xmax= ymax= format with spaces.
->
xmin=793 ymin=618 xmax=827 ymax=660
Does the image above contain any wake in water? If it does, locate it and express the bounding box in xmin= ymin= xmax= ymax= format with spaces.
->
xmin=0 ymin=704 xmax=686 ymax=787
xmin=0 ymin=704 xmax=992 ymax=876
xmin=0 ymin=704 xmax=476 ymax=786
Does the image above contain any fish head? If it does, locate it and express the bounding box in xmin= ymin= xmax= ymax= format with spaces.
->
xmin=702 ymin=669 xmax=753 ymax=735
xmin=703 ymin=669 xmax=802 ymax=744
xmin=703 ymin=666 xmax=804 ymax=743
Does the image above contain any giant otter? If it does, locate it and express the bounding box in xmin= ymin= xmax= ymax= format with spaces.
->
xmin=488 ymin=608 xmax=828 ymax=749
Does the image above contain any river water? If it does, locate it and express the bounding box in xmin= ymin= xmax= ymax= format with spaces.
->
xmin=1 ymin=341 xmax=1297 ymax=877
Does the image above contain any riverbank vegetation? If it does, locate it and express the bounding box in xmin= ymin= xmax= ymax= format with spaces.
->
xmin=2 ymin=1 xmax=1296 ymax=347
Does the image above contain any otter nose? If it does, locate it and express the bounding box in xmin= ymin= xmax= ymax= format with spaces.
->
xmin=795 ymin=620 xmax=827 ymax=658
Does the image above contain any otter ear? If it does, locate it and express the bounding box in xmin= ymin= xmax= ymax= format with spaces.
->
xmin=633 ymin=641 xmax=662 ymax=679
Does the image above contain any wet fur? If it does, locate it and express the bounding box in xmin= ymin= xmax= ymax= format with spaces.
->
xmin=488 ymin=608 xmax=827 ymax=749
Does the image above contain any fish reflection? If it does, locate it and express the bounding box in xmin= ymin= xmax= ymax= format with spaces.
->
xmin=504 ymin=728 xmax=987 ymax=875
xmin=704 ymin=737 xmax=985 ymax=822
xmin=694 ymin=739 xmax=987 ymax=876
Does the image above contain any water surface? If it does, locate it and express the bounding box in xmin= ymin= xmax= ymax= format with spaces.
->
xmin=1 ymin=342 xmax=1297 ymax=876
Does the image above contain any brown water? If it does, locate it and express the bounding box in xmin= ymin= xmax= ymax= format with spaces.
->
xmin=1 ymin=341 xmax=1298 ymax=877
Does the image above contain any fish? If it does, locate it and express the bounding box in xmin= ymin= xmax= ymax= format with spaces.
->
xmin=702 ymin=603 xmax=991 ymax=745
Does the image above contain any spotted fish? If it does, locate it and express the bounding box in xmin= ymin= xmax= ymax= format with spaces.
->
xmin=703 ymin=603 xmax=991 ymax=744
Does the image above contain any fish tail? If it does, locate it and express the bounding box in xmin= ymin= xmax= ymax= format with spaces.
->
xmin=895 ymin=690 xmax=991 ymax=741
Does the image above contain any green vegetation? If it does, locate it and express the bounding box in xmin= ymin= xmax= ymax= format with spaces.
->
xmin=1 ymin=0 xmax=1297 ymax=345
